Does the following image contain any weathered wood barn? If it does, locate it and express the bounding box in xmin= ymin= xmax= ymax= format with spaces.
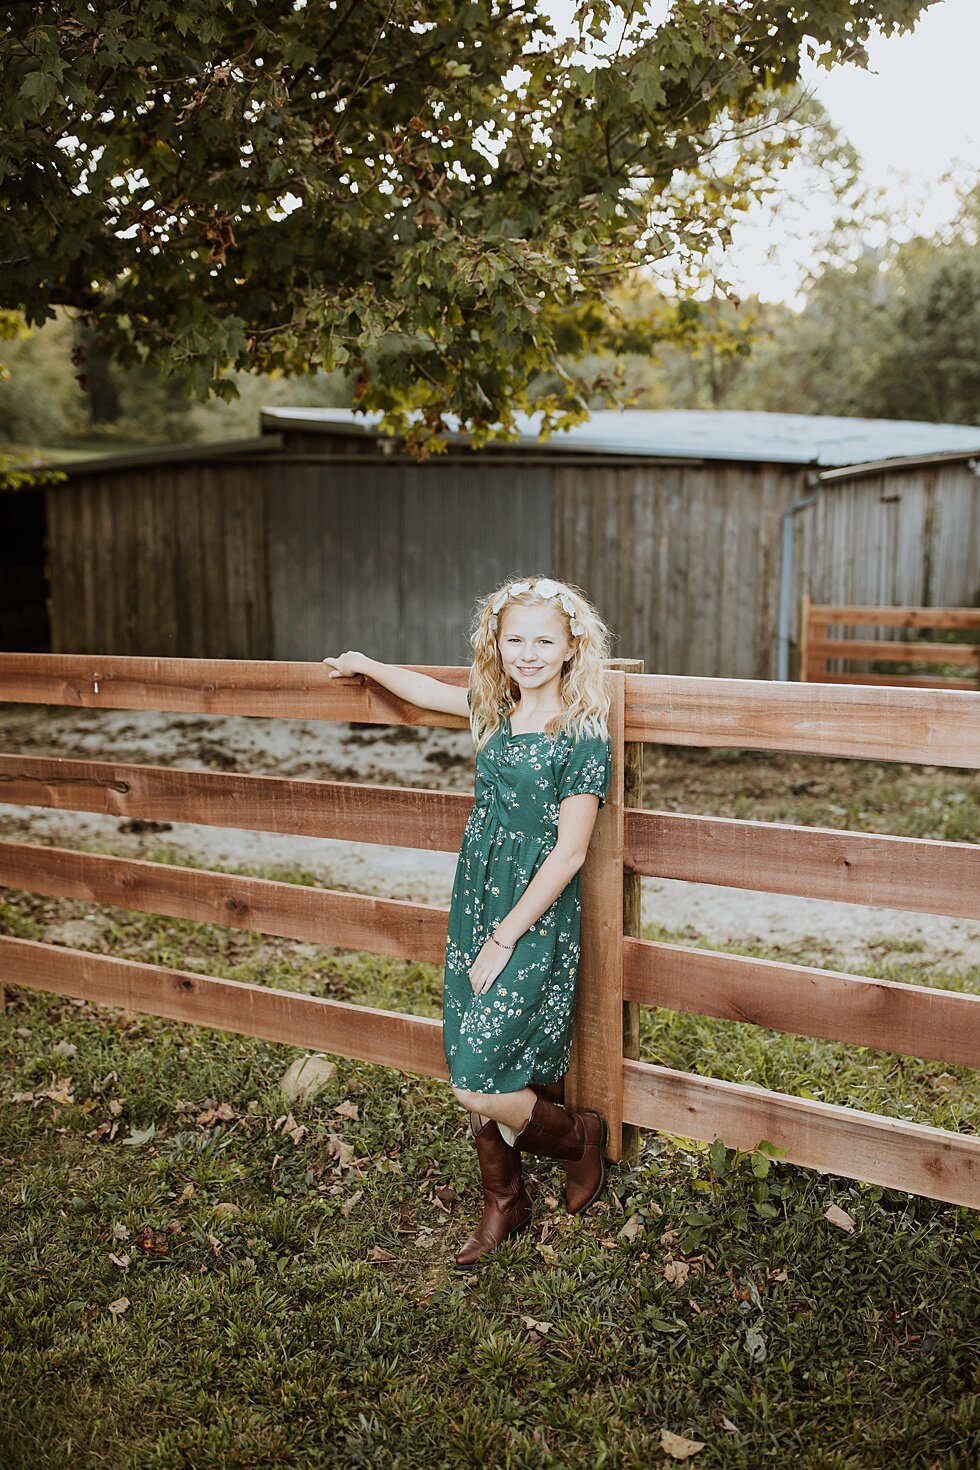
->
xmin=4 ymin=409 xmax=979 ymax=678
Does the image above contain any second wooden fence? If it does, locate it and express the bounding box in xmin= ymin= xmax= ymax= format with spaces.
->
xmin=0 ymin=653 xmax=978 ymax=1207
xmin=800 ymin=597 xmax=980 ymax=689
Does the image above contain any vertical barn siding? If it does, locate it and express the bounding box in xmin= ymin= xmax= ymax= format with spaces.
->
xmin=45 ymin=464 xmax=272 ymax=657
xmin=795 ymin=465 xmax=980 ymax=647
xmin=553 ymin=462 xmax=808 ymax=677
xmin=267 ymin=463 xmax=551 ymax=665
xmin=37 ymin=440 xmax=978 ymax=674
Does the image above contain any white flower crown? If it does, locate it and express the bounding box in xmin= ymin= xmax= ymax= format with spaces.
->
xmin=488 ymin=577 xmax=585 ymax=636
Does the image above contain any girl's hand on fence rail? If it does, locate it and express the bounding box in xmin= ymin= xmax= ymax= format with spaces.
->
xmin=322 ymin=653 xmax=470 ymax=718
xmin=323 ymin=652 xmax=366 ymax=678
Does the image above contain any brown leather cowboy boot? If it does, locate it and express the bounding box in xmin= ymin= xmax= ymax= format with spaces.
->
xmin=453 ymin=1117 xmax=533 ymax=1269
xmin=514 ymin=1095 xmax=608 ymax=1214
xmin=531 ymin=1078 xmax=566 ymax=1107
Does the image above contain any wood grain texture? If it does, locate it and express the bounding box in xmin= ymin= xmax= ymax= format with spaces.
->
xmin=609 ymin=659 xmax=644 ymax=1161
xmin=805 ymin=672 xmax=977 ymax=690
xmin=810 ymin=606 xmax=980 ymax=630
xmin=0 ymin=755 xmax=472 ymax=851
xmin=622 ymin=673 xmax=980 ymax=767
xmin=0 ymin=653 xmax=470 ymax=726
xmin=622 ymin=1059 xmax=980 ymax=1208
xmin=808 ymin=639 xmax=979 ymax=667
xmin=0 ymin=935 xmax=448 ymax=1077
xmin=623 ymin=810 xmax=980 ymax=919
xmin=0 ymin=841 xmax=449 ymax=963
xmin=567 ymin=670 xmax=626 ymax=1160
xmin=45 ymin=468 xmax=272 ymax=659
xmin=623 ymin=938 xmax=980 ymax=1068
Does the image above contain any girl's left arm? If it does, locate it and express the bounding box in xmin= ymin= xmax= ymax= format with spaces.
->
xmin=467 ymin=795 xmax=600 ymax=995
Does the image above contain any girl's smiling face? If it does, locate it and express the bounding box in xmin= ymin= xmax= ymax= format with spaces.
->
xmin=497 ymin=601 xmax=576 ymax=697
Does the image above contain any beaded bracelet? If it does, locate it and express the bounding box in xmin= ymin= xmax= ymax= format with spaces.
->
xmin=489 ymin=932 xmax=513 ymax=952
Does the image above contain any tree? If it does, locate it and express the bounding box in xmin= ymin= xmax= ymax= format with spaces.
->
xmin=716 ymin=184 xmax=980 ymax=423
xmin=1 ymin=1 xmax=932 ymax=448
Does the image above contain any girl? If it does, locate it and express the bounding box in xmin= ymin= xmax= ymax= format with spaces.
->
xmin=323 ymin=575 xmax=613 ymax=1268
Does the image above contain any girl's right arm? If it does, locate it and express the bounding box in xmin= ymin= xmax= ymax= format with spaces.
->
xmin=322 ymin=651 xmax=469 ymax=718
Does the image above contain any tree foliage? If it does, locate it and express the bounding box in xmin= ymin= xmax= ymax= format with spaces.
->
xmin=709 ymin=185 xmax=980 ymax=423
xmin=1 ymin=0 xmax=933 ymax=446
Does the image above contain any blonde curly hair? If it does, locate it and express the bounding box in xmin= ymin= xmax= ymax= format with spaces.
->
xmin=468 ymin=574 xmax=612 ymax=752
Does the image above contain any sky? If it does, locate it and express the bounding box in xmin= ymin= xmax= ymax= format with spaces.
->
xmin=543 ymin=0 xmax=980 ymax=306
xmin=736 ymin=0 xmax=980 ymax=303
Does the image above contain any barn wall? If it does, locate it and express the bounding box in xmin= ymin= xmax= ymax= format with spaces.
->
xmin=38 ymin=439 xmax=979 ymax=675
xmin=45 ymin=463 xmax=272 ymax=657
xmin=267 ymin=461 xmax=552 ymax=665
xmin=552 ymin=460 xmax=809 ymax=678
xmin=795 ymin=462 xmax=980 ymax=630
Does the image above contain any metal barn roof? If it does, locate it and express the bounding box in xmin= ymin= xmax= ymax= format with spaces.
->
xmin=260 ymin=406 xmax=980 ymax=468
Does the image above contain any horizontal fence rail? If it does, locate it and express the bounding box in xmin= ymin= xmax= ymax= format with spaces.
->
xmin=801 ymin=600 xmax=980 ymax=691
xmin=0 ymin=840 xmax=450 ymax=965
xmin=623 ymin=938 xmax=980 ymax=1069
xmin=0 ymin=935 xmax=447 ymax=1078
xmin=624 ymin=810 xmax=980 ymax=920
xmin=619 ymin=673 xmax=978 ymax=765
xmin=622 ymin=1061 xmax=980 ymax=1210
xmin=0 ymin=754 xmax=471 ymax=851
xmin=0 ymin=652 xmax=977 ymax=765
xmin=1 ymin=652 xmax=978 ymax=1208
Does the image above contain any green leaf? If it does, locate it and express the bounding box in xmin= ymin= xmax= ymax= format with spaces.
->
xmin=19 ymin=70 xmax=58 ymax=111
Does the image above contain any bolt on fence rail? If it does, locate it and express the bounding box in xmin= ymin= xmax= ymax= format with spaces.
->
xmin=0 ymin=653 xmax=978 ymax=1206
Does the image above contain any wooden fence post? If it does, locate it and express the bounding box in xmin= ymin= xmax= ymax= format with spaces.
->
xmin=799 ymin=592 xmax=810 ymax=683
xmin=567 ymin=666 xmax=627 ymax=1160
xmin=609 ymin=658 xmax=643 ymax=1162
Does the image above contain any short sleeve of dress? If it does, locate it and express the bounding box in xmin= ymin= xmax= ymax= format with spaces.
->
xmin=557 ymin=731 xmax=612 ymax=808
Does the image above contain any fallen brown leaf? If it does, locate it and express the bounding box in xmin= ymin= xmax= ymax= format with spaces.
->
xmin=107 ymin=1296 xmax=131 ymax=1316
xmin=521 ymin=1315 xmax=552 ymax=1334
xmin=825 ymin=1204 xmax=855 ymax=1233
xmin=276 ymin=1112 xmax=307 ymax=1144
xmin=333 ymin=1100 xmax=359 ymax=1120
xmin=618 ymin=1214 xmax=643 ymax=1242
xmin=368 ymin=1245 xmax=398 ymax=1263
xmin=328 ymin=1134 xmax=355 ymax=1168
xmin=664 ymin=1258 xmax=691 ymax=1288
xmin=42 ymin=1079 xmax=75 ymax=1106
xmin=661 ymin=1428 xmax=706 ymax=1460
xmin=133 ymin=1226 xmax=170 ymax=1256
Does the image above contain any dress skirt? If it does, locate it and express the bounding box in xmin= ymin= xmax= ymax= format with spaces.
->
xmin=442 ymin=711 xmax=611 ymax=1094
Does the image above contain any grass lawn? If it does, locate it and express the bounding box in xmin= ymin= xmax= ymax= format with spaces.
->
xmin=2 ymin=857 xmax=978 ymax=1470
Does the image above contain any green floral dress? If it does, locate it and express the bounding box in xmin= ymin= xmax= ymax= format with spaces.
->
xmin=443 ymin=696 xmax=612 ymax=1094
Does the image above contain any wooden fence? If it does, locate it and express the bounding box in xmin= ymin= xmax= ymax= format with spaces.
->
xmin=0 ymin=653 xmax=978 ymax=1208
xmin=800 ymin=597 xmax=980 ymax=689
